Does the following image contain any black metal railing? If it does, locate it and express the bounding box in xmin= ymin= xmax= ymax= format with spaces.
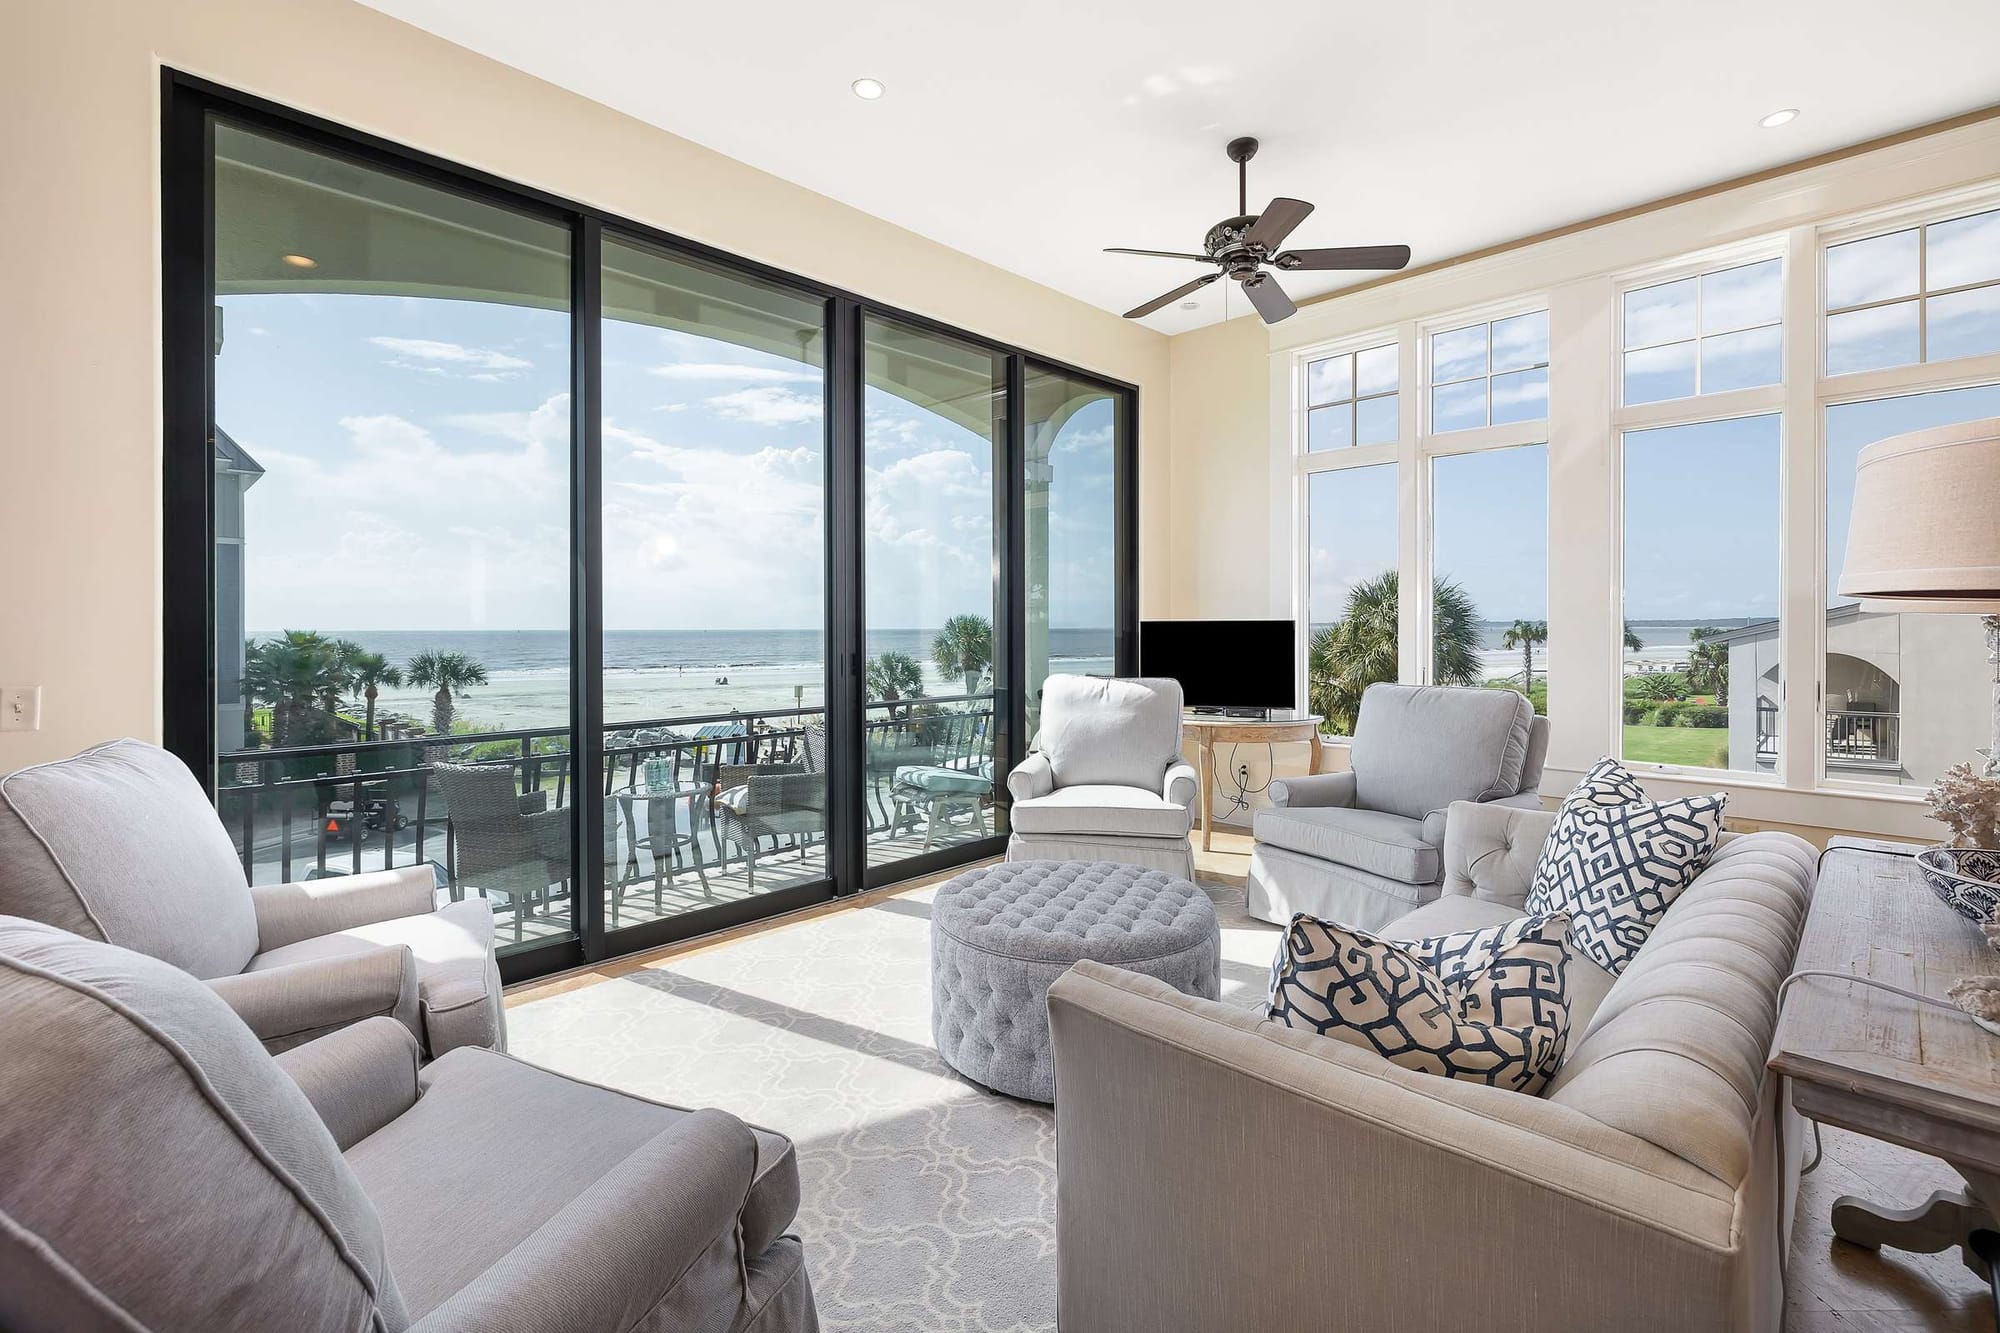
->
xmin=1753 ymin=700 xmax=1899 ymax=767
xmin=217 ymin=694 xmax=997 ymax=889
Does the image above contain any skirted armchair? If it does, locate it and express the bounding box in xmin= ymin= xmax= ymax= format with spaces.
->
xmin=1246 ymin=683 xmax=1548 ymax=931
xmin=1004 ymin=675 xmax=1200 ymax=879
xmin=0 ymin=739 xmax=504 ymax=1057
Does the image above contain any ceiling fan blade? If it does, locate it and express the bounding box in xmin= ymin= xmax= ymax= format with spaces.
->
xmin=1122 ymin=271 xmax=1221 ymax=319
xmin=1243 ymin=198 xmax=1314 ymax=251
xmin=1240 ymin=272 xmax=1297 ymax=324
xmin=1104 ymin=247 xmax=1214 ymax=262
xmin=1275 ymin=244 xmax=1413 ymax=272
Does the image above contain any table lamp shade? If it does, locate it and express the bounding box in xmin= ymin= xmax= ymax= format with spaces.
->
xmin=1838 ymin=417 xmax=2000 ymax=613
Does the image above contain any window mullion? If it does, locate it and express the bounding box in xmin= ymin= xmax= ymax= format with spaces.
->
xmin=1779 ymin=225 xmax=1821 ymax=792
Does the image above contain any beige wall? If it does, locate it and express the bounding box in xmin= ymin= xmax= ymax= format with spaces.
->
xmin=1164 ymin=316 xmax=1271 ymax=617
xmin=0 ymin=0 xmax=1172 ymax=769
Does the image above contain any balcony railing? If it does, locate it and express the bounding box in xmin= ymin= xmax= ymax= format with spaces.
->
xmin=1753 ymin=701 xmax=1899 ymax=768
xmin=217 ymin=695 xmax=997 ymax=901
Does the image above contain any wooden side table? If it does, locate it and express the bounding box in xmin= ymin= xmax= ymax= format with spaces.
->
xmin=1181 ymin=712 xmax=1324 ymax=852
xmin=1769 ymin=836 xmax=2000 ymax=1284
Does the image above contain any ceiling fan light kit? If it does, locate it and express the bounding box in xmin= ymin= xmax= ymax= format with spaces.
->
xmin=1108 ymin=136 xmax=1411 ymax=324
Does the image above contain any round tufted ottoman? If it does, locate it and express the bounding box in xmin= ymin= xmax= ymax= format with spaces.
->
xmin=930 ymin=860 xmax=1220 ymax=1102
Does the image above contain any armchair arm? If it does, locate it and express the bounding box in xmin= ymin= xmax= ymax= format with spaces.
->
xmin=1006 ymin=751 xmax=1055 ymax=802
xmin=274 ymin=1016 xmax=421 ymax=1150
xmin=205 ymin=943 xmax=419 ymax=1052
xmin=1046 ymin=961 xmax=1743 ymax=1333
xmin=1267 ymin=771 xmax=1356 ymax=809
xmin=518 ymin=790 xmax=549 ymax=816
xmin=410 ymin=1108 xmax=762 ymax=1333
xmin=1162 ymin=760 xmax=1199 ymax=811
xmin=1490 ymin=790 xmax=1548 ymax=812
xmin=252 ymin=865 xmax=439 ymax=952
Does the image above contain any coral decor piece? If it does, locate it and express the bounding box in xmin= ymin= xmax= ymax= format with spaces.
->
xmin=1930 ymin=762 xmax=2000 ymax=851
xmin=1949 ymin=974 xmax=2000 ymax=1031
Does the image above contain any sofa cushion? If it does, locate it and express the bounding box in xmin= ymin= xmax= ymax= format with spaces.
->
xmin=1386 ymin=895 xmax=1617 ymax=1041
xmin=1010 ymin=784 xmax=1193 ymax=839
xmin=1037 ymin=675 xmax=1182 ymax=791
xmin=347 ymin=1047 xmax=798 ymax=1320
xmin=1526 ymin=757 xmax=1728 ymax=976
xmin=1349 ymin=684 xmax=1535 ymax=822
xmin=0 ymin=917 xmax=403 ymax=1332
xmin=1253 ymin=806 xmax=1439 ymax=885
xmin=0 ymin=739 xmax=260 ymax=979
xmin=1268 ymin=911 xmax=1573 ymax=1095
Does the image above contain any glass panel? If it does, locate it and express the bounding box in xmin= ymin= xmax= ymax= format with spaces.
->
xmin=1621 ymin=415 xmax=1782 ymax=775
xmin=1624 ymin=342 xmax=1697 ymax=405
xmin=1700 ymin=325 xmax=1782 ymax=393
xmin=1490 ymin=367 xmax=1549 ymax=424
xmin=1825 ymin=384 xmax=2000 ymax=789
xmin=1308 ymin=354 xmax=1353 ymax=406
xmin=1356 ymin=343 xmax=1399 ymax=397
xmin=1306 ymin=403 xmax=1354 ymax=452
xmin=598 ymin=237 xmax=828 ymax=922
xmin=1625 ymin=278 xmax=1697 ymax=349
xmin=1927 ymin=286 xmax=2000 ymax=362
xmin=1024 ymin=366 xmax=1119 ymax=738
xmin=1431 ymin=324 xmax=1487 ymax=382
xmin=1431 ymin=378 xmax=1486 ymax=432
xmin=1434 ymin=446 xmax=1549 ymax=715
xmin=1491 ymin=311 xmax=1550 ymax=373
xmin=1826 ymin=229 xmax=1920 ymax=309
xmin=1355 ymin=393 xmax=1398 ymax=446
xmin=1826 ymin=301 xmax=1920 ymax=376
xmin=1306 ymin=464 xmax=1398 ymax=735
xmin=1926 ymin=209 xmax=2000 ymax=291
xmin=211 ymin=122 xmax=574 ymax=955
xmin=863 ymin=317 xmax=1004 ymax=872
xmin=1701 ymin=260 xmax=1782 ymax=335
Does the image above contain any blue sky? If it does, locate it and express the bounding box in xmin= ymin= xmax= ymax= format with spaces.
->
xmin=216 ymin=293 xmax=1116 ymax=634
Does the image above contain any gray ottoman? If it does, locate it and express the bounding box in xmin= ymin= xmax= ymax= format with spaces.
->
xmin=930 ymin=860 xmax=1220 ymax=1102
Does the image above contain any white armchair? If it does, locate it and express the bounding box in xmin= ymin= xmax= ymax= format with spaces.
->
xmin=1005 ymin=675 xmax=1199 ymax=878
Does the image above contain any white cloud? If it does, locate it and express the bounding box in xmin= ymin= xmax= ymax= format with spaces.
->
xmin=706 ymin=386 xmax=824 ymax=426
xmin=369 ymin=336 xmax=534 ymax=379
xmin=649 ymin=363 xmax=818 ymax=385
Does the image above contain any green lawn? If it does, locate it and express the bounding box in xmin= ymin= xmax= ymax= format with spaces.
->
xmin=1621 ymin=724 xmax=1730 ymax=769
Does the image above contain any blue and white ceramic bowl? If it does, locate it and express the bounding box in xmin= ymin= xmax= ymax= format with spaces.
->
xmin=1917 ymin=846 xmax=2000 ymax=923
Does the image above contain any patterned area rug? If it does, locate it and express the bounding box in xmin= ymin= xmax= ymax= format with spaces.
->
xmin=509 ymin=880 xmax=1280 ymax=1333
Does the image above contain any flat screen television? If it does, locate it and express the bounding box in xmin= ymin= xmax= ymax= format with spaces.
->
xmin=1139 ymin=619 xmax=1299 ymax=715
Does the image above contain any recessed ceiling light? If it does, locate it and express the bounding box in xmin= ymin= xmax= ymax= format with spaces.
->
xmin=281 ymin=253 xmax=318 ymax=268
xmin=851 ymin=78 xmax=885 ymax=101
xmin=1758 ymin=108 xmax=1799 ymax=129
xmin=1179 ymin=300 xmax=1201 ymax=310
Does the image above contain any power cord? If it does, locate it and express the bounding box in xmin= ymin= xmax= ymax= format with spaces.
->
xmin=1212 ymin=742 xmax=1275 ymax=823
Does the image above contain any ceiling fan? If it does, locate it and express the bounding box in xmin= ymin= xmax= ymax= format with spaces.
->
xmin=1107 ymin=137 xmax=1412 ymax=324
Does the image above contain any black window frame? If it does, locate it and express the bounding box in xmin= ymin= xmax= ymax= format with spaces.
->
xmin=161 ymin=70 xmax=1138 ymax=983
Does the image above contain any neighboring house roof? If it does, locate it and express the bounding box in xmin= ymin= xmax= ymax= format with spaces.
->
xmin=213 ymin=426 xmax=265 ymax=477
xmin=1707 ymin=603 xmax=1866 ymax=645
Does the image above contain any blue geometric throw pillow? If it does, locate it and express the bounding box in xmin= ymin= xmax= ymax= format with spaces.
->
xmin=1524 ymin=756 xmax=1726 ymax=976
xmin=1268 ymin=912 xmax=1572 ymax=1095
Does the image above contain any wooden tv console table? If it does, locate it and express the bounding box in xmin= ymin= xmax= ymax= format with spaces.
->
xmin=1181 ymin=712 xmax=1324 ymax=853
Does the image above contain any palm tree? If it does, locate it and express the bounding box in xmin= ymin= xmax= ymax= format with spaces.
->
xmin=347 ymin=651 xmax=402 ymax=741
xmin=931 ymin=614 xmax=994 ymax=695
xmin=1686 ymin=626 xmax=1729 ymax=704
xmin=1500 ymin=619 xmax=1548 ymax=691
xmin=245 ymin=631 xmax=346 ymax=748
xmin=1624 ymin=622 xmax=1645 ymax=652
xmin=404 ymin=651 xmax=488 ymax=737
xmin=866 ymin=652 xmax=926 ymax=721
xmin=1308 ymin=571 xmax=1481 ymax=735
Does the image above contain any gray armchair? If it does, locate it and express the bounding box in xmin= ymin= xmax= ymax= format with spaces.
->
xmin=429 ymin=762 xmax=573 ymax=942
xmin=1245 ymin=683 xmax=1548 ymax=931
xmin=0 ymin=916 xmax=818 ymax=1333
xmin=0 ymin=739 xmax=503 ymax=1057
xmin=1004 ymin=675 xmax=1200 ymax=878
xmin=714 ymin=722 xmax=826 ymax=888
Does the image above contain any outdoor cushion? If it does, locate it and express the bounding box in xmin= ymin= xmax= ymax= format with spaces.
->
xmin=0 ymin=738 xmax=260 ymax=979
xmin=1348 ymin=684 xmax=1535 ymax=823
xmin=1252 ymin=806 xmax=1439 ymax=885
xmin=1037 ymin=675 xmax=1183 ymax=791
xmin=346 ymin=1046 xmax=799 ymax=1321
xmin=894 ymin=764 xmax=994 ymax=796
xmin=1010 ymin=784 xmax=1194 ymax=839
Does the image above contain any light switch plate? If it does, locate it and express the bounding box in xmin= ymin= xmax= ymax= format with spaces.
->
xmin=1 ymin=686 xmax=42 ymax=732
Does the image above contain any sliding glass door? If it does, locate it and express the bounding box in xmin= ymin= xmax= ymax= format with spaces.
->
xmin=166 ymin=75 xmax=1135 ymax=981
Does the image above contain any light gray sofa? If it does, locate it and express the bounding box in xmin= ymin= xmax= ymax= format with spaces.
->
xmin=1005 ymin=675 xmax=1200 ymax=879
xmin=0 ymin=915 xmax=817 ymax=1333
xmin=1246 ymin=682 xmax=1549 ymax=930
xmin=1049 ymin=801 xmax=1815 ymax=1333
xmin=0 ymin=739 xmax=503 ymax=1057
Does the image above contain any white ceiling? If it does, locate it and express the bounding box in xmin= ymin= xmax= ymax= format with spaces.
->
xmin=359 ymin=0 xmax=2000 ymax=336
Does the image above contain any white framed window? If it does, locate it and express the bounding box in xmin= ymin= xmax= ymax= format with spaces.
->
xmin=1824 ymin=204 xmax=2000 ymax=375
xmin=1304 ymin=341 xmax=1398 ymax=451
xmin=1427 ymin=309 xmax=1549 ymax=433
xmin=1429 ymin=442 xmax=1549 ymax=716
xmin=1621 ymin=257 xmax=1783 ymax=405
